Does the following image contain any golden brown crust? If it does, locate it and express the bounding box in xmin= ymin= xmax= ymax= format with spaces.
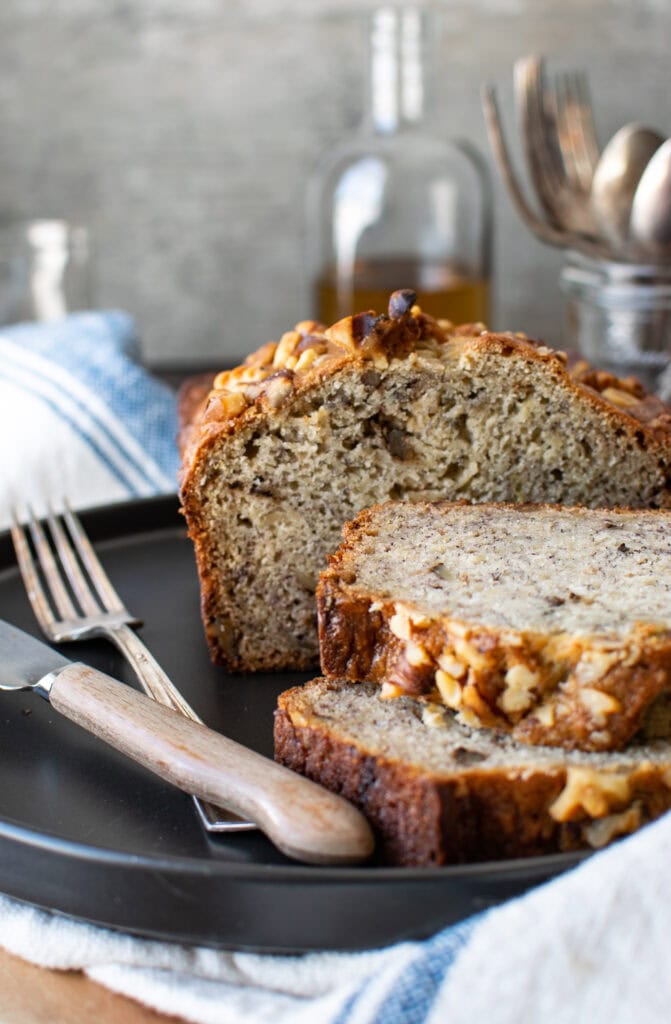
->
xmin=179 ymin=304 xmax=671 ymax=483
xmin=274 ymin=679 xmax=671 ymax=866
xmin=569 ymin=359 xmax=671 ymax=436
xmin=176 ymin=372 xmax=216 ymax=469
xmin=317 ymin=501 xmax=671 ymax=752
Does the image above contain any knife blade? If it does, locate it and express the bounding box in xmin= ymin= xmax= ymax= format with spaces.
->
xmin=0 ymin=619 xmax=374 ymax=865
xmin=0 ymin=618 xmax=70 ymax=694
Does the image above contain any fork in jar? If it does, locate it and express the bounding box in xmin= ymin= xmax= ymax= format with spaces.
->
xmin=10 ymin=501 xmax=255 ymax=833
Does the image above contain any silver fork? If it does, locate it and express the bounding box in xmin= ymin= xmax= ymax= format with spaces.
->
xmin=10 ymin=501 xmax=255 ymax=833
xmin=552 ymin=69 xmax=600 ymax=195
xmin=515 ymin=55 xmax=599 ymax=237
xmin=481 ymin=84 xmax=611 ymax=261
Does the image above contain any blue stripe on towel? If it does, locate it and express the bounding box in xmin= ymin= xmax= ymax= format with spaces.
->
xmin=0 ymin=313 xmax=179 ymax=492
xmin=332 ymin=916 xmax=480 ymax=1024
xmin=369 ymin=917 xmax=479 ymax=1024
xmin=22 ymin=313 xmax=178 ymax=486
xmin=0 ymin=351 xmax=159 ymax=494
xmin=0 ymin=358 xmax=144 ymax=494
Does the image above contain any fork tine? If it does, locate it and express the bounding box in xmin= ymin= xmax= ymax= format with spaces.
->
xmin=483 ymin=82 xmax=611 ymax=260
xmin=530 ymin=57 xmax=566 ymax=192
xmin=552 ymin=74 xmax=579 ymax=186
xmin=12 ymin=503 xmax=252 ymax=832
xmin=571 ymin=71 xmax=600 ymax=171
xmin=554 ymin=71 xmax=598 ymax=192
xmin=47 ymin=505 xmax=102 ymax=617
xmin=62 ymin=501 xmax=128 ymax=616
xmin=515 ymin=56 xmax=565 ymax=226
xmin=25 ymin=507 xmax=80 ymax=622
xmin=482 ymin=84 xmax=569 ymax=248
xmin=9 ymin=510 xmax=60 ymax=636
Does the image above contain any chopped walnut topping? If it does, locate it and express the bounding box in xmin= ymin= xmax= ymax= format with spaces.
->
xmin=295 ymin=347 xmax=318 ymax=372
xmin=601 ymin=386 xmax=641 ymax=409
xmin=456 ymin=706 xmax=484 ymax=728
xmin=196 ymin=290 xmax=671 ymax=443
xmin=389 ymin=604 xmax=429 ymax=642
xmin=549 ymin=767 xmax=632 ymax=822
xmin=294 ymin=319 xmax=322 ymax=336
xmin=264 ymin=374 xmax=294 ymax=409
xmin=436 ymin=653 xmax=467 ymax=679
xmin=574 ymin=650 xmax=620 ymax=684
xmin=201 ymin=292 xmax=460 ymax=422
xmin=389 ymin=609 xmax=412 ymax=642
xmin=453 ymin=637 xmax=491 ymax=671
xmin=388 ymin=289 xmax=417 ymax=319
xmin=406 ymin=640 xmax=431 ymax=667
xmin=435 ymin=668 xmax=463 ymax=709
xmin=461 ymin=682 xmax=491 ymax=720
xmin=218 ymin=392 xmax=248 ymax=417
xmin=421 ymin=702 xmax=448 ymax=729
xmin=380 ymin=681 xmax=406 ymax=699
xmin=245 ymin=340 xmax=277 ymax=367
xmin=582 ymin=804 xmax=642 ymax=848
xmin=568 ymin=358 xmax=671 ymax=432
xmin=273 ymin=330 xmax=301 ymax=367
xmin=499 ymin=663 xmax=540 ymax=715
xmin=578 ymin=687 xmax=621 ymax=720
xmin=325 ymin=314 xmax=373 ymax=354
xmin=407 ymin=609 xmax=431 ymax=627
xmin=534 ymin=701 xmax=556 ymax=727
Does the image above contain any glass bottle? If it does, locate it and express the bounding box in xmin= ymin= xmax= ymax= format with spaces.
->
xmin=307 ymin=5 xmax=492 ymax=327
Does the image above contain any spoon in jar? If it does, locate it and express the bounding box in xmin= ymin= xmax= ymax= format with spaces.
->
xmin=590 ymin=123 xmax=664 ymax=253
xmin=630 ymin=137 xmax=671 ymax=260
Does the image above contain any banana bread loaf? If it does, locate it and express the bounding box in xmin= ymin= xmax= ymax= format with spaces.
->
xmin=178 ymin=290 xmax=671 ymax=671
xmin=274 ymin=677 xmax=671 ymax=866
xmin=318 ymin=501 xmax=671 ymax=752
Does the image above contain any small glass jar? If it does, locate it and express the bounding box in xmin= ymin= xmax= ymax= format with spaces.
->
xmin=560 ymin=250 xmax=671 ymax=394
xmin=307 ymin=6 xmax=492 ymax=327
xmin=0 ymin=218 xmax=91 ymax=326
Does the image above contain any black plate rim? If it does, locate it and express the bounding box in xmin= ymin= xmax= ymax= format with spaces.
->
xmin=0 ymin=808 xmax=587 ymax=882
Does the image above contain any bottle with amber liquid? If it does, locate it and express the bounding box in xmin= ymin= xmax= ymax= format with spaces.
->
xmin=308 ymin=6 xmax=492 ymax=327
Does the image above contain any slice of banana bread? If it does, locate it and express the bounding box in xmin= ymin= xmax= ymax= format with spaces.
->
xmin=178 ymin=290 xmax=671 ymax=672
xmin=274 ymin=677 xmax=671 ymax=866
xmin=318 ymin=501 xmax=671 ymax=752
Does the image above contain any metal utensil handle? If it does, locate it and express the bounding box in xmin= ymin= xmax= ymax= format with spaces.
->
xmin=108 ymin=623 xmax=255 ymax=832
xmin=45 ymin=662 xmax=374 ymax=866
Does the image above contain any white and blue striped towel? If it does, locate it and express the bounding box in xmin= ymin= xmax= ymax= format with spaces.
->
xmin=0 ymin=809 xmax=669 ymax=1024
xmin=0 ymin=311 xmax=179 ymax=527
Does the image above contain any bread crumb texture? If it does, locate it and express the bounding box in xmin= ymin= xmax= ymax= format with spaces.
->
xmin=179 ymin=295 xmax=671 ymax=671
xmin=274 ymin=678 xmax=671 ymax=865
xmin=318 ymin=501 xmax=671 ymax=751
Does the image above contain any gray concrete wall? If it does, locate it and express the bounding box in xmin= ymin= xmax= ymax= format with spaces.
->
xmin=0 ymin=0 xmax=668 ymax=366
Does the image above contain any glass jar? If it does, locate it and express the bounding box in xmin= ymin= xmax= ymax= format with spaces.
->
xmin=0 ymin=218 xmax=91 ymax=326
xmin=307 ymin=6 xmax=492 ymax=326
xmin=560 ymin=250 xmax=671 ymax=394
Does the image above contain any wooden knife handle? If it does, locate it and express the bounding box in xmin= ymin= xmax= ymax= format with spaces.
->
xmin=47 ymin=663 xmax=374 ymax=865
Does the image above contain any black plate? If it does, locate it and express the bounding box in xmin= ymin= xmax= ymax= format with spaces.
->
xmin=0 ymin=497 xmax=585 ymax=952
